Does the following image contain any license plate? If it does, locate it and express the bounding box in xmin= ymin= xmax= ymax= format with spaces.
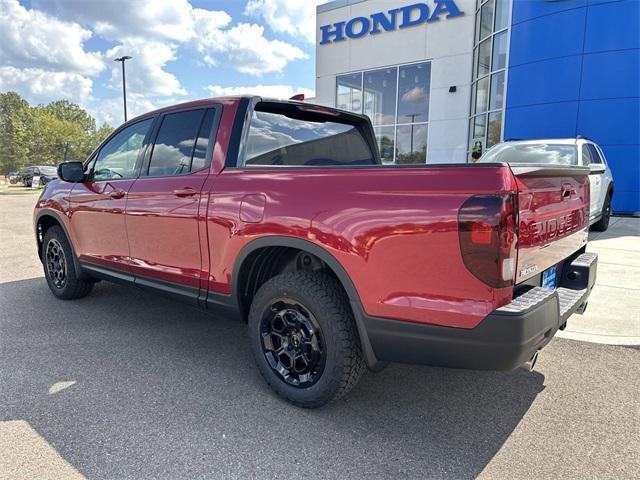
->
xmin=542 ymin=266 xmax=557 ymax=289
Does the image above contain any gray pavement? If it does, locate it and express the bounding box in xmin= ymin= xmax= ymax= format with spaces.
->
xmin=1 ymin=193 xmax=639 ymax=479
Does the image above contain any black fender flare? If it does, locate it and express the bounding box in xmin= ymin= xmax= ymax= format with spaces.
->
xmin=34 ymin=209 xmax=90 ymax=281
xmin=233 ymin=236 xmax=384 ymax=370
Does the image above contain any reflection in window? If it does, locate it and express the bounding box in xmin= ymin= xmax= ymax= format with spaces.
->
xmin=487 ymin=111 xmax=502 ymax=148
xmin=93 ymin=118 xmax=152 ymax=181
xmin=494 ymin=0 xmax=510 ymax=31
xmin=148 ymin=110 xmax=203 ymax=177
xmin=492 ymin=31 xmax=507 ymax=71
xmin=191 ymin=109 xmax=215 ymax=172
xmin=475 ymin=76 xmax=489 ymax=114
xmin=398 ymin=62 xmax=431 ymax=123
xmin=396 ymin=124 xmax=428 ymax=164
xmin=478 ymin=38 xmax=491 ymax=77
xmin=480 ymin=0 xmax=494 ymax=40
xmin=374 ymin=126 xmax=395 ymax=164
xmin=473 ymin=114 xmax=487 ymax=139
xmin=363 ymin=68 xmax=397 ymax=126
xmin=479 ymin=143 xmax=578 ymax=165
xmin=244 ymin=110 xmax=375 ymax=167
xmin=336 ymin=73 xmax=363 ymax=113
xmin=489 ymin=71 xmax=505 ymax=111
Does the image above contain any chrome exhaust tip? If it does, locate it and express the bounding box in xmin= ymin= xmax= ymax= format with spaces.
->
xmin=527 ymin=351 xmax=539 ymax=372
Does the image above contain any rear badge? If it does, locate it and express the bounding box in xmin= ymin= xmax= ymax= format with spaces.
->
xmin=520 ymin=264 xmax=538 ymax=277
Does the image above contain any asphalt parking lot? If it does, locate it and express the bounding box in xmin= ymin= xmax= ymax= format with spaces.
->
xmin=1 ymin=193 xmax=639 ymax=479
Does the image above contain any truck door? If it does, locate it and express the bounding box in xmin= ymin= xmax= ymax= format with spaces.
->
xmin=581 ymin=143 xmax=602 ymax=221
xmin=125 ymin=107 xmax=219 ymax=302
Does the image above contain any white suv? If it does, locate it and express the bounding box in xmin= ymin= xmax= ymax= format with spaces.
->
xmin=479 ymin=138 xmax=614 ymax=231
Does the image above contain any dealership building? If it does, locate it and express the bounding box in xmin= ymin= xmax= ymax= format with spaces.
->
xmin=313 ymin=0 xmax=639 ymax=213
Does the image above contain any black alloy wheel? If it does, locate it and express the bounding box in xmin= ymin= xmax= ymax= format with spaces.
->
xmin=260 ymin=299 xmax=326 ymax=388
xmin=46 ymin=238 xmax=67 ymax=289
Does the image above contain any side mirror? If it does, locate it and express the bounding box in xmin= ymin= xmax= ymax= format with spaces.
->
xmin=57 ymin=161 xmax=85 ymax=183
xmin=589 ymin=163 xmax=605 ymax=175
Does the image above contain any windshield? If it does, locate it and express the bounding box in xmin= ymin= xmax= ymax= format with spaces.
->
xmin=478 ymin=143 xmax=578 ymax=166
xmin=38 ymin=166 xmax=58 ymax=175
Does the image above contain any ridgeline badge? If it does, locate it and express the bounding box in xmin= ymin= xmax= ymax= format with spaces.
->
xmin=319 ymin=0 xmax=465 ymax=45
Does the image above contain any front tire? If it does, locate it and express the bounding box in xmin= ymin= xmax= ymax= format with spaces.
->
xmin=592 ymin=193 xmax=612 ymax=232
xmin=42 ymin=226 xmax=94 ymax=299
xmin=248 ymin=271 xmax=365 ymax=408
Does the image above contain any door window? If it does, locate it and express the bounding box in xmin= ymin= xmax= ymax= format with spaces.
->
xmin=582 ymin=144 xmax=594 ymax=166
xmin=147 ymin=109 xmax=207 ymax=177
xmin=93 ymin=118 xmax=153 ymax=181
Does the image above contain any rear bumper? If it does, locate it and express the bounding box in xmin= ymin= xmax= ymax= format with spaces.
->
xmin=358 ymin=252 xmax=598 ymax=371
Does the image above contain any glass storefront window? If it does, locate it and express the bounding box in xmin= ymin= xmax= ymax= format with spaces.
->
xmin=336 ymin=73 xmax=362 ymax=113
xmin=492 ymin=31 xmax=507 ymax=71
xmin=489 ymin=71 xmax=505 ymax=110
xmin=480 ymin=0 xmax=494 ymax=41
xmin=363 ymin=68 xmax=397 ymax=126
xmin=396 ymin=124 xmax=428 ymax=164
xmin=398 ymin=62 xmax=431 ymax=123
xmin=473 ymin=114 xmax=487 ymax=139
xmin=475 ymin=76 xmax=489 ymax=114
xmin=494 ymin=0 xmax=510 ymax=31
xmin=487 ymin=111 xmax=502 ymax=147
xmin=478 ymin=38 xmax=491 ymax=77
xmin=374 ymin=126 xmax=396 ymax=164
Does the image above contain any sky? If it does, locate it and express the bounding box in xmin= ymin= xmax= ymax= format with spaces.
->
xmin=0 ymin=0 xmax=327 ymax=126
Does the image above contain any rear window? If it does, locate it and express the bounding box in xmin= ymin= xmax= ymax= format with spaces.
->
xmin=243 ymin=102 xmax=376 ymax=167
xmin=479 ymin=143 xmax=578 ymax=166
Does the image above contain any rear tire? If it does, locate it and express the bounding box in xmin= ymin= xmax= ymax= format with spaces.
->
xmin=248 ymin=271 xmax=365 ymax=408
xmin=592 ymin=193 xmax=612 ymax=232
xmin=42 ymin=226 xmax=94 ymax=300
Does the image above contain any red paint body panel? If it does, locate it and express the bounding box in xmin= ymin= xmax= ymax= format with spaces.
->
xmin=34 ymin=96 xmax=592 ymax=333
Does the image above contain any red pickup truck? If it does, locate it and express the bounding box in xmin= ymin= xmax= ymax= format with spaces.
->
xmin=34 ymin=97 xmax=597 ymax=407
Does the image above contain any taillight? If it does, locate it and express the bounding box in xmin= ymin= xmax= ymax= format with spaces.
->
xmin=458 ymin=194 xmax=518 ymax=288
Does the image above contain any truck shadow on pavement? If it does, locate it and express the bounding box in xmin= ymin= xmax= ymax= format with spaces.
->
xmin=1 ymin=277 xmax=545 ymax=479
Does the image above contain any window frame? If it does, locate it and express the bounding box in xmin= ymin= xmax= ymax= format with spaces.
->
xmin=235 ymin=99 xmax=381 ymax=169
xmin=141 ymin=105 xmax=222 ymax=179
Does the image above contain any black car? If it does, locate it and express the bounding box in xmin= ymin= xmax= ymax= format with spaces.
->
xmin=21 ymin=166 xmax=58 ymax=187
xmin=4 ymin=171 xmax=20 ymax=184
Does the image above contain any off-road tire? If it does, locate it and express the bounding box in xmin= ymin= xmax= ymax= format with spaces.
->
xmin=248 ymin=271 xmax=365 ymax=408
xmin=592 ymin=193 xmax=612 ymax=232
xmin=42 ymin=225 xmax=94 ymax=299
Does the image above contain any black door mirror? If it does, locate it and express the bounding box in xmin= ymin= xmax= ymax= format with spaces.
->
xmin=589 ymin=163 xmax=606 ymax=175
xmin=57 ymin=161 xmax=85 ymax=183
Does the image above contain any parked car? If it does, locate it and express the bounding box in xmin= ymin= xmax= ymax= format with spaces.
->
xmin=21 ymin=165 xmax=59 ymax=187
xmin=34 ymin=97 xmax=598 ymax=407
xmin=479 ymin=138 xmax=614 ymax=231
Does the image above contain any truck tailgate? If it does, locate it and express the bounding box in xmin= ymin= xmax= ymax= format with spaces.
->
xmin=512 ymin=165 xmax=590 ymax=285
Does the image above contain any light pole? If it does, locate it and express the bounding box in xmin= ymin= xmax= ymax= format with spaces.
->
xmin=114 ymin=56 xmax=132 ymax=122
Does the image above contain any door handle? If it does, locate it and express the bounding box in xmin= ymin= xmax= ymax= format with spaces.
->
xmin=561 ymin=184 xmax=576 ymax=199
xmin=173 ymin=187 xmax=197 ymax=197
xmin=108 ymin=188 xmax=125 ymax=199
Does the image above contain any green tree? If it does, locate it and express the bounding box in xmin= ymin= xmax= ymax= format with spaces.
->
xmin=0 ymin=92 xmax=31 ymax=173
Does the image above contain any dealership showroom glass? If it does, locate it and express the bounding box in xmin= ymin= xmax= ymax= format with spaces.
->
xmin=312 ymin=0 xmax=639 ymax=214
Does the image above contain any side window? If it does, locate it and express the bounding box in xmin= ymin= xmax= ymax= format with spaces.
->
xmin=93 ymin=118 xmax=153 ymax=181
xmin=147 ymin=109 xmax=207 ymax=177
xmin=191 ymin=109 xmax=215 ymax=172
xmin=243 ymin=105 xmax=375 ymax=167
xmin=588 ymin=144 xmax=603 ymax=164
xmin=582 ymin=144 xmax=594 ymax=166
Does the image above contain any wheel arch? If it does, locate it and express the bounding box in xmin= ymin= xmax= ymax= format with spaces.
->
xmin=35 ymin=209 xmax=88 ymax=280
xmin=233 ymin=236 xmax=382 ymax=370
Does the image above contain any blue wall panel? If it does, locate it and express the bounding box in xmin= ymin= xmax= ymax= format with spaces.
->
xmin=577 ymin=98 xmax=640 ymax=145
xmin=511 ymin=0 xmax=586 ymax=25
xmin=584 ymin=0 xmax=640 ymax=53
xmin=506 ymin=0 xmax=640 ymax=212
xmin=504 ymin=102 xmax=579 ymax=139
xmin=580 ymin=50 xmax=640 ymax=99
xmin=509 ymin=7 xmax=586 ymax=66
xmin=507 ymin=56 xmax=582 ymax=107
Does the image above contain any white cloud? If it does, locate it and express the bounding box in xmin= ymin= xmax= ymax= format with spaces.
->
xmin=192 ymin=10 xmax=307 ymax=76
xmin=85 ymin=93 xmax=160 ymax=128
xmin=106 ymin=41 xmax=186 ymax=97
xmin=32 ymin=0 xmax=196 ymax=43
xmin=244 ymin=0 xmax=327 ymax=44
xmin=0 ymin=0 xmax=104 ymax=76
xmin=205 ymin=84 xmax=315 ymax=100
xmin=0 ymin=66 xmax=93 ymax=105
